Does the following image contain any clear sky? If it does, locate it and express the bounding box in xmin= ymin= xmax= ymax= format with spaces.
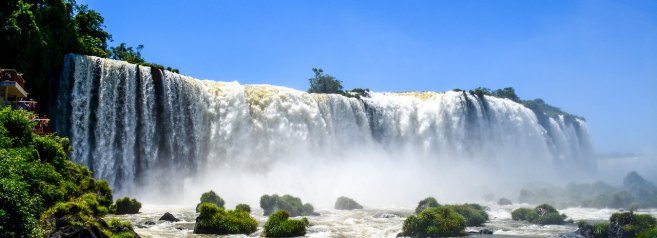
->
xmin=81 ymin=0 xmax=657 ymax=155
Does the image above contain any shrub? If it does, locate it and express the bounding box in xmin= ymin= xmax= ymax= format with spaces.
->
xmin=193 ymin=203 xmax=257 ymax=235
xmin=511 ymin=204 xmax=566 ymax=225
xmin=638 ymin=227 xmax=657 ymax=238
xmin=235 ymin=204 xmax=251 ymax=213
xmin=415 ymin=197 xmax=440 ymax=214
xmin=445 ymin=204 xmax=489 ymax=226
xmin=593 ymin=223 xmax=610 ymax=238
xmin=196 ymin=190 xmax=225 ymax=212
xmin=334 ymin=196 xmax=363 ymax=210
xmin=0 ymin=106 xmax=34 ymax=147
xmin=401 ymin=207 xmax=466 ymax=237
xmin=263 ymin=210 xmax=307 ymax=237
xmin=610 ymin=212 xmax=657 ymax=238
xmin=113 ymin=197 xmax=141 ymax=214
xmin=260 ymin=194 xmax=316 ymax=217
xmin=511 ymin=208 xmax=538 ymax=222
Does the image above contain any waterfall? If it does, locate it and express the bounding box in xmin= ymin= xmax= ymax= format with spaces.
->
xmin=55 ymin=54 xmax=594 ymax=204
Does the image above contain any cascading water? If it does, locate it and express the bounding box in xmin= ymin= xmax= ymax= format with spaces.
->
xmin=55 ymin=54 xmax=593 ymax=206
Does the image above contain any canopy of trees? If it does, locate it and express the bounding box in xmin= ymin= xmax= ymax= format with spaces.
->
xmin=308 ymin=68 xmax=343 ymax=94
xmin=0 ymin=0 xmax=177 ymax=113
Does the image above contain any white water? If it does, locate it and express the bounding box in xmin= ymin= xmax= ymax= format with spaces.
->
xmin=107 ymin=204 xmax=657 ymax=238
xmin=56 ymin=54 xmax=593 ymax=207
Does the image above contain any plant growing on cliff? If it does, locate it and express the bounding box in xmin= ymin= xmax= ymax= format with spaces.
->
xmin=308 ymin=68 xmax=343 ymax=94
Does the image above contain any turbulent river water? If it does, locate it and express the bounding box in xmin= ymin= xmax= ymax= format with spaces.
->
xmin=107 ymin=204 xmax=657 ymax=238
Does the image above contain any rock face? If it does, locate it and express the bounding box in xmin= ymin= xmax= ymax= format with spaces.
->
xmin=334 ymin=196 xmax=363 ymax=210
xmin=159 ymin=212 xmax=180 ymax=222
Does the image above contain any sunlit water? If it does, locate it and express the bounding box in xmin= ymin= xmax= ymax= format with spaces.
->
xmin=106 ymin=203 xmax=657 ymax=238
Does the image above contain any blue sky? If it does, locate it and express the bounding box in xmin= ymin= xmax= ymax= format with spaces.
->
xmin=82 ymin=0 xmax=657 ymax=154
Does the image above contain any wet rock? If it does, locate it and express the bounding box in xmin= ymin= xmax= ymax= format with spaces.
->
xmin=374 ymin=213 xmax=401 ymax=219
xmin=479 ymin=229 xmax=493 ymax=234
xmin=144 ymin=221 xmax=156 ymax=226
xmin=159 ymin=212 xmax=180 ymax=222
xmin=497 ymin=198 xmax=512 ymax=206
xmin=334 ymin=196 xmax=363 ymax=210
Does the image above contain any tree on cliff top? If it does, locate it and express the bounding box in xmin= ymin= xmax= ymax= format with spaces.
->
xmin=308 ymin=68 xmax=343 ymax=94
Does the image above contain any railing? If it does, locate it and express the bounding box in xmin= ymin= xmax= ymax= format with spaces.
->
xmin=5 ymin=100 xmax=38 ymax=111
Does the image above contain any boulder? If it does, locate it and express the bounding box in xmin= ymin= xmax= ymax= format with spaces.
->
xmin=334 ymin=196 xmax=363 ymax=210
xmin=159 ymin=212 xmax=180 ymax=222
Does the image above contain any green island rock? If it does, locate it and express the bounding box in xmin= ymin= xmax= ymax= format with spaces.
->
xmin=112 ymin=197 xmax=142 ymax=215
xmin=260 ymin=194 xmax=317 ymax=217
xmin=401 ymin=206 xmax=467 ymax=237
xmin=193 ymin=202 xmax=257 ymax=235
xmin=577 ymin=211 xmax=656 ymax=238
xmin=511 ymin=204 xmax=567 ymax=225
xmin=195 ymin=190 xmax=225 ymax=212
xmin=414 ymin=197 xmax=440 ymax=214
xmin=263 ymin=210 xmax=308 ymax=237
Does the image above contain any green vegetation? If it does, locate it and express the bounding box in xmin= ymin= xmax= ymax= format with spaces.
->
xmin=308 ymin=68 xmax=343 ymax=94
xmin=444 ymin=204 xmax=489 ymax=226
xmin=195 ymin=190 xmax=225 ymax=212
xmin=468 ymin=87 xmax=584 ymax=121
xmin=235 ymin=204 xmax=251 ymax=213
xmin=263 ymin=210 xmax=307 ymax=237
xmin=0 ymin=0 xmax=178 ymax=112
xmin=578 ymin=211 xmax=657 ymax=238
xmin=0 ymin=106 xmax=134 ymax=237
xmin=260 ymin=194 xmax=317 ymax=217
xmin=401 ymin=206 xmax=467 ymax=238
xmin=112 ymin=197 xmax=141 ymax=215
xmin=511 ymin=204 xmax=567 ymax=225
xmin=334 ymin=196 xmax=363 ymax=210
xmin=415 ymin=197 xmax=440 ymax=214
xmin=519 ymin=171 xmax=657 ymax=209
xmin=193 ymin=202 xmax=257 ymax=235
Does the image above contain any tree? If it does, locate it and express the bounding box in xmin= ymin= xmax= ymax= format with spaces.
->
xmin=74 ymin=4 xmax=112 ymax=58
xmin=110 ymin=42 xmax=145 ymax=64
xmin=308 ymin=68 xmax=343 ymax=94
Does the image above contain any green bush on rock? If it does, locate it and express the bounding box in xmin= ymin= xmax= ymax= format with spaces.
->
xmin=511 ymin=204 xmax=566 ymax=225
xmin=577 ymin=211 xmax=656 ymax=238
xmin=415 ymin=197 xmax=440 ymax=214
xmin=196 ymin=190 xmax=225 ymax=212
xmin=263 ymin=210 xmax=307 ymax=237
xmin=235 ymin=204 xmax=251 ymax=213
xmin=112 ymin=197 xmax=141 ymax=215
xmin=260 ymin=194 xmax=317 ymax=217
xmin=401 ymin=206 xmax=467 ymax=237
xmin=444 ymin=204 xmax=489 ymax=226
xmin=193 ymin=202 xmax=257 ymax=235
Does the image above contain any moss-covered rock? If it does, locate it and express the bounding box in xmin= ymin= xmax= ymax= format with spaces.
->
xmin=235 ymin=204 xmax=251 ymax=213
xmin=40 ymin=194 xmax=139 ymax=238
xmin=511 ymin=204 xmax=566 ymax=225
xmin=260 ymin=194 xmax=317 ymax=217
xmin=609 ymin=211 xmax=656 ymax=238
xmin=334 ymin=196 xmax=363 ymax=210
xmin=414 ymin=197 xmax=440 ymax=214
xmin=401 ymin=206 xmax=466 ymax=237
xmin=263 ymin=210 xmax=307 ymax=237
xmin=195 ymin=190 xmax=225 ymax=212
xmin=112 ymin=197 xmax=141 ymax=215
xmin=193 ymin=202 xmax=257 ymax=235
xmin=444 ymin=204 xmax=489 ymax=226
